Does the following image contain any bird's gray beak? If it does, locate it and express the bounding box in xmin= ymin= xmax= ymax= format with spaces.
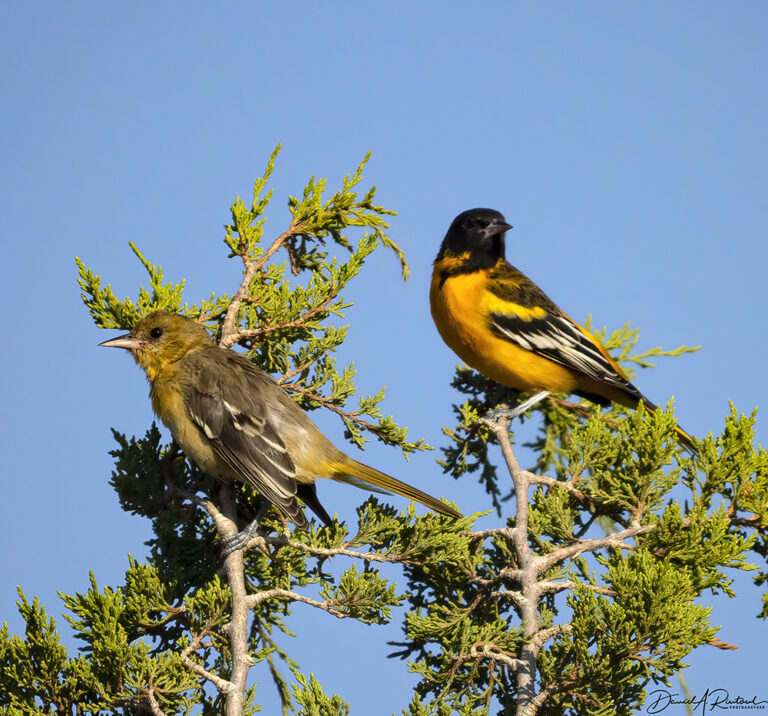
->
xmin=99 ymin=333 xmax=140 ymax=350
xmin=489 ymin=222 xmax=513 ymax=236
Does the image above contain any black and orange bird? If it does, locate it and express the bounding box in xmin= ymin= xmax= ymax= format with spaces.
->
xmin=430 ymin=208 xmax=694 ymax=450
xmin=100 ymin=311 xmax=461 ymax=552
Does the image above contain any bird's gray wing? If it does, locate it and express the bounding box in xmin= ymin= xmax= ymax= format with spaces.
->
xmin=184 ymin=349 xmax=309 ymax=528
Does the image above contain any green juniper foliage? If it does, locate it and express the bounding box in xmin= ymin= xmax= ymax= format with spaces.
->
xmin=2 ymin=147 xmax=767 ymax=715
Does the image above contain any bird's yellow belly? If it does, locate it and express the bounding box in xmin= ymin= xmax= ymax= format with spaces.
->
xmin=151 ymin=378 xmax=230 ymax=479
xmin=430 ymin=272 xmax=579 ymax=393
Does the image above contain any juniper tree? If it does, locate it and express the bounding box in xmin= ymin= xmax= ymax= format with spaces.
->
xmin=1 ymin=147 xmax=766 ymax=715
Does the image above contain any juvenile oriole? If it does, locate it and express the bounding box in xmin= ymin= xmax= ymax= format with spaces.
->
xmin=100 ymin=311 xmax=460 ymax=550
xmin=430 ymin=208 xmax=694 ymax=450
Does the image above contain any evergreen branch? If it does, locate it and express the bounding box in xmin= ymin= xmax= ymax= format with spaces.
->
xmin=466 ymin=527 xmax=515 ymax=541
xmin=489 ymin=590 xmax=527 ymax=609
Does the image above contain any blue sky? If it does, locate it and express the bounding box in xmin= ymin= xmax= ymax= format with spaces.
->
xmin=2 ymin=2 xmax=767 ymax=712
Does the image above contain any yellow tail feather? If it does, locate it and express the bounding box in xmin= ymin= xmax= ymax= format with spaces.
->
xmin=329 ymin=457 xmax=462 ymax=519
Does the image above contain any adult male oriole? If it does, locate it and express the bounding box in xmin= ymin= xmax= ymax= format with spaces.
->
xmin=100 ymin=311 xmax=461 ymax=551
xmin=430 ymin=208 xmax=694 ymax=450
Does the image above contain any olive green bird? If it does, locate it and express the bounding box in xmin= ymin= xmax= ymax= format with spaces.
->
xmin=100 ymin=311 xmax=460 ymax=552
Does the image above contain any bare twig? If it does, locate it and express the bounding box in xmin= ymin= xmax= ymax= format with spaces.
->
xmin=528 ymin=474 xmax=591 ymax=504
xmin=481 ymin=414 xmax=539 ymax=716
xmin=219 ymin=484 xmax=253 ymax=716
xmin=708 ymin=637 xmax=738 ymax=650
xmin=277 ymin=356 xmax=324 ymax=385
xmin=529 ymin=624 xmax=573 ymax=651
xmin=468 ymin=642 xmax=524 ymax=671
xmin=144 ymin=676 xmax=167 ymax=716
xmin=277 ymin=382 xmax=382 ymax=434
xmin=472 ymin=566 xmax=525 ymax=587
xmin=466 ymin=527 xmax=515 ymax=541
xmin=537 ymin=523 xmax=655 ymax=573
xmin=234 ymin=293 xmax=339 ymax=346
xmin=220 ymin=222 xmax=306 ymax=348
xmin=524 ymin=680 xmax=577 ymax=716
xmin=245 ymin=589 xmax=349 ymax=619
xmin=537 ymin=580 xmax=617 ymax=598
xmin=176 ymin=489 xmax=231 ymax=534
xmin=180 ymin=629 xmax=233 ymax=694
xmin=257 ymin=533 xmax=419 ymax=565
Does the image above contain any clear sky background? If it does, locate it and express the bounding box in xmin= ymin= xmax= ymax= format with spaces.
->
xmin=2 ymin=2 xmax=766 ymax=713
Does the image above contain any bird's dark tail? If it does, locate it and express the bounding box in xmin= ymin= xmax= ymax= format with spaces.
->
xmin=296 ymin=483 xmax=333 ymax=527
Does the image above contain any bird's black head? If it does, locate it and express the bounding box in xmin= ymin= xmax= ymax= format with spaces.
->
xmin=436 ymin=208 xmax=512 ymax=269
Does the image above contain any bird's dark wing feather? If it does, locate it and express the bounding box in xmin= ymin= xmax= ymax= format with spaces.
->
xmin=489 ymin=305 xmax=643 ymax=401
xmin=184 ymin=349 xmax=308 ymax=527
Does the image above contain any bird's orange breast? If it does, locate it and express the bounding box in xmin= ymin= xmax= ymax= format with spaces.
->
xmin=429 ymin=266 xmax=581 ymax=393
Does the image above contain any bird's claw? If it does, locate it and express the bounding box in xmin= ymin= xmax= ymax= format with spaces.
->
xmin=221 ymin=521 xmax=264 ymax=556
xmin=481 ymin=391 xmax=551 ymax=426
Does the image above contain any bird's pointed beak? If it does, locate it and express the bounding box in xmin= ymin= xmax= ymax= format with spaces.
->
xmin=99 ymin=333 xmax=140 ymax=351
xmin=489 ymin=222 xmax=513 ymax=236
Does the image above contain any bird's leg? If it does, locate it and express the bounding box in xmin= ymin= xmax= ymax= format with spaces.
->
xmin=485 ymin=390 xmax=550 ymax=423
xmin=221 ymin=500 xmax=271 ymax=555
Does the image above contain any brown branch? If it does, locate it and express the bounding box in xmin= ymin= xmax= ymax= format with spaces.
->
xmin=176 ymin=489 xmax=231 ymax=535
xmin=481 ymin=414 xmax=539 ymax=715
xmin=144 ymin=675 xmax=167 ymax=716
xmin=257 ymin=533 xmax=420 ymax=565
xmin=708 ymin=636 xmax=738 ymax=650
xmin=522 ymin=680 xmax=578 ymax=716
xmin=468 ymin=642 xmax=524 ymax=671
xmin=277 ymin=356 xmax=323 ymax=385
xmin=537 ymin=523 xmax=655 ymax=573
xmin=219 ymin=484 xmax=253 ymax=716
xmin=472 ymin=566 xmax=524 ymax=587
xmin=529 ymin=624 xmax=573 ymax=651
xmin=278 ymin=382 xmax=381 ymax=434
xmin=466 ymin=527 xmax=515 ymax=541
xmin=180 ymin=629 xmax=233 ymax=694
xmin=537 ymin=580 xmax=617 ymax=598
xmin=245 ymin=588 xmax=349 ymax=619
xmin=489 ymin=590 xmax=527 ymax=609
xmin=235 ymin=292 xmax=339 ymax=346
xmin=220 ymin=222 xmax=306 ymax=348
xmin=528 ymin=474 xmax=591 ymax=505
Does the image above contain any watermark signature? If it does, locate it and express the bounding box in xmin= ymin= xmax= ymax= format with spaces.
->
xmin=647 ymin=688 xmax=768 ymax=713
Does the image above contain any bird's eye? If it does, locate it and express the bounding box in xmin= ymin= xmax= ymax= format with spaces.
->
xmin=150 ymin=327 xmax=163 ymax=339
